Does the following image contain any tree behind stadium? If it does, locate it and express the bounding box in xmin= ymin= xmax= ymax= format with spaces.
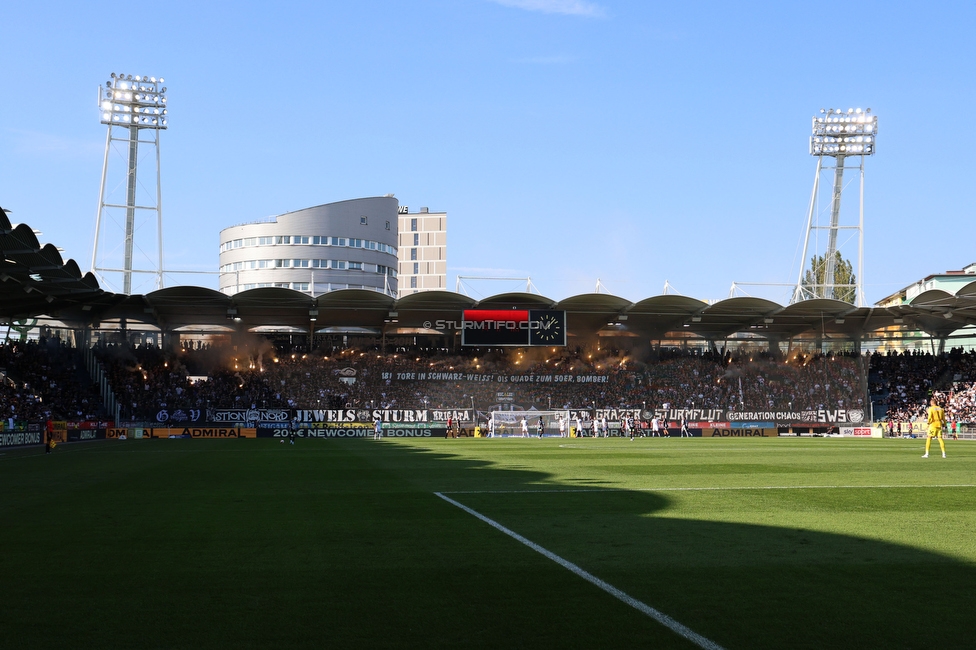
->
xmin=802 ymin=252 xmax=856 ymax=303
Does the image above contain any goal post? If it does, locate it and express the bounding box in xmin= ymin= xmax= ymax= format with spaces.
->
xmin=488 ymin=410 xmax=592 ymax=437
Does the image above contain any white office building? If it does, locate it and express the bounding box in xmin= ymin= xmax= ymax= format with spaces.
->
xmin=218 ymin=197 xmax=399 ymax=296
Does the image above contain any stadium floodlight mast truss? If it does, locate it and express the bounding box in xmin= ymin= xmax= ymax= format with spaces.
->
xmin=792 ymin=107 xmax=877 ymax=307
xmin=91 ymin=72 xmax=168 ymax=295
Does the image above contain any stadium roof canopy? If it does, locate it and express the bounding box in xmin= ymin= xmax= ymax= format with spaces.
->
xmin=3 ymin=204 xmax=976 ymax=342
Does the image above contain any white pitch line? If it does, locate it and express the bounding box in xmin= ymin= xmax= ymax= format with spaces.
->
xmin=434 ymin=491 xmax=725 ymax=650
xmin=440 ymin=484 xmax=976 ymax=495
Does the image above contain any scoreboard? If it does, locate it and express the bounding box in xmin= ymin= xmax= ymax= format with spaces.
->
xmin=461 ymin=309 xmax=566 ymax=347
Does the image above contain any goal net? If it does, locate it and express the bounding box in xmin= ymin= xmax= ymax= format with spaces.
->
xmin=488 ymin=410 xmax=592 ymax=437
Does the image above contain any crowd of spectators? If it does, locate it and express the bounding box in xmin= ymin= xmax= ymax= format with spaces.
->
xmin=8 ymin=334 xmax=976 ymax=426
xmin=870 ymin=348 xmax=976 ymax=425
xmin=0 ymin=338 xmax=105 ymax=423
xmin=88 ymin=341 xmax=869 ymax=421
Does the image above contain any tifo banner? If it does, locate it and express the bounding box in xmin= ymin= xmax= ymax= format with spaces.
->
xmin=144 ymin=406 xmax=865 ymax=427
xmin=291 ymin=408 xmax=474 ymax=424
xmin=152 ymin=408 xmax=476 ymax=425
xmin=381 ymin=371 xmax=607 ymax=384
xmin=608 ymin=407 xmax=867 ymax=426
xmin=206 ymin=408 xmax=291 ymax=424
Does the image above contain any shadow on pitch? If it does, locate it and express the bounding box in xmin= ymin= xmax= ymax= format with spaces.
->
xmin=371 ymin=440 xmax=975 ymax=650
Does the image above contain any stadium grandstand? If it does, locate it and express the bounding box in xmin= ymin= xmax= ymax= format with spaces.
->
xmin=3 ymin=204 xmax=976 ymax=446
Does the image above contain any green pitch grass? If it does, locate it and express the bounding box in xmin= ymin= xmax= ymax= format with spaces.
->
xmin=2 ymin=437 xmax=974 ymax=649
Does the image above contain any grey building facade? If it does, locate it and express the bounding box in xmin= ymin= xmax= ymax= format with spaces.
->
xmin=219 ymin=197 xmax=398 ymax=296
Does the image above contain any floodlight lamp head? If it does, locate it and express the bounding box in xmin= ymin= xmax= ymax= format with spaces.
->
xmin=100 ymin=72 xmax=169 ymax=130
xmin=810 ymin=107 xmax=877 ymax=157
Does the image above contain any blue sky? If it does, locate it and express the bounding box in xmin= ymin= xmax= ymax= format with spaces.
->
xmin=1 ymin=0 xmax=974 ymax=303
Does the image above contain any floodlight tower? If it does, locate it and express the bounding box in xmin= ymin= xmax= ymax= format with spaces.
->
xmin=92 ymin=72 xmax=168 ymax=294
xmin=792 ymin=107 xmax=877 ymax=306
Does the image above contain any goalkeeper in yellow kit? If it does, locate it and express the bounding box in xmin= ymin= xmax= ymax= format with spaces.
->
xmin=922 ymin=397 xmax=946 ymax=459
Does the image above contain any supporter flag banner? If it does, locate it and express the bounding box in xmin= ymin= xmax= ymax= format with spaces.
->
xmin=461 ymin=310 xmax=566 ymax=347
xmin=291 ymin=408 xmax=473 ymax=424
xmin=145 ymin=406 xmax=863 ymax=428
xmin=205 ymin=408 xmax=291 ymax=424
xmin=380 ymin=372 xmax=608 ymax=385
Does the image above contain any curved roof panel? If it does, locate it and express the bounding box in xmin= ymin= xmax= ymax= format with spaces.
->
xmin=0 ymin=213 xmax=108 ymax=322
xmin=396 ymin=290 xmax=476 ymax=311
xmin=474 ymin=292 xmax=556 ymax=309
xmin=909 ymin=289 xmax=956 ymax=309
xmin=554 ymin=293 xmax=632 ymax=313
xmin=628 ymin=295 xmax=707 ymax=314
xmin=316 ymin=288 xmax=394 ymax=311
xmin=4 ymin=205 xmax=975 ymax=339
xmin=775 ymin=299 xmax=855 ymax=317
xmin=955 ymin=280 xmax=976 ymax=299
xmin=392 ymin=290 xmax=476 ymax=330
xmin=550 ymin=293 xmax=633 ymax=339
xmin=705 ymin=297 xmax=781 ymax=315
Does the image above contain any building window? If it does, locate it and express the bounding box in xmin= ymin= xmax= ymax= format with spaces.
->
xmin=410 ymin=248 xmax=417 ymax=261
xmin=410 ymin=277 xmax=417 ymax=289
xmin=413 ymin=233 xmax=419 ymax=246
xmin=413 ymin=262 xmax=419 ymax=274
xmin=360 ymin=216 xmax=368 ymax=225
xmin=410 ymin=218 xmax=417 ymax=232
xmin=385 ymin=221 xmax=390 ymax=230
